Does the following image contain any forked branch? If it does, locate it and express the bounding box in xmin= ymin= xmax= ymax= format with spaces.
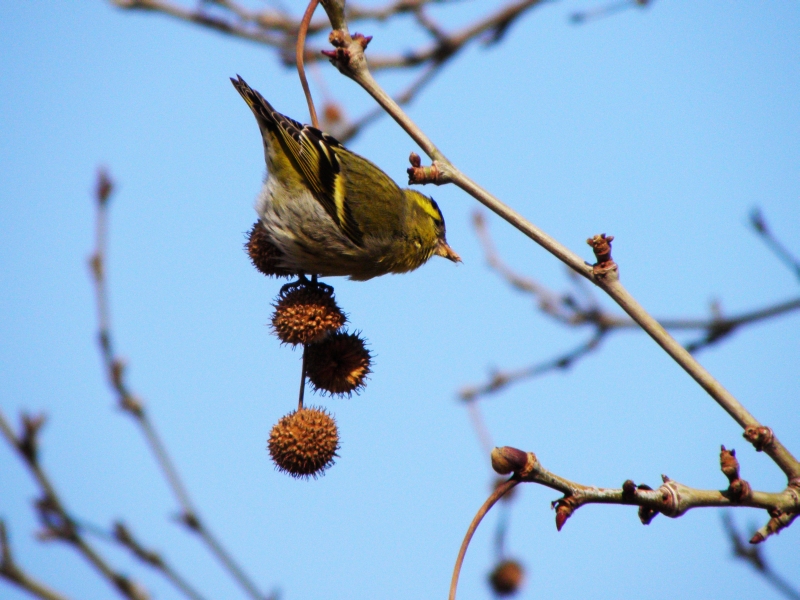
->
xmin=449 ymin=445 xmax=799 ymax=599
xmin=461 ymin=210 xmax=800 ymax=399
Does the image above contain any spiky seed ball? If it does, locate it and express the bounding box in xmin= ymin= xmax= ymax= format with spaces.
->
xmin=305 ymin=331 xmax=371 ymax=396
xmin=267 ymin=407 xmax=339 ymax=479
xmin=271 ymin=283 xmax=346 ymax=345
xmin=488 ymin=559 xmax=525 ymax=597
xmin=246 ymin=221 xmax=296 ymax=278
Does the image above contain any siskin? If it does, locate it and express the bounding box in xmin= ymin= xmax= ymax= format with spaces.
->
xmin=232 ymin=76 xmax=461 ymax=281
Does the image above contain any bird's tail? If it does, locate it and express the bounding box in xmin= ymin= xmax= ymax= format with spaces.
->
xmin=230 ymin=75 xmax=305 ymax=137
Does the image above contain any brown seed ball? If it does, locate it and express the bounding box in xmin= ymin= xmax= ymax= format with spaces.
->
xmin=305 ymin=331 xmax=371 ymax=396
xmin=271 ymin=283 xmax=346 ymax=346
xmin=489 ymin=559 xmax=525 ymax=597
xmin=246 ymin=221 xmax=296 ymax=278
xmin=267 ymin=407 xmax=339 ymax=479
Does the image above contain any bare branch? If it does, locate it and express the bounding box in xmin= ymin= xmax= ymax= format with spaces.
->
xmin=570 ymin=0 xmax=651 ymax=25
xmin=489 ymin=445 xmax=800 ymax=538
xmin=475 ymin=210 xmax=800 ymax=334
xmin=110 ymin=0 xmax=544 ymax=73
xmin=315 ymin=0 xmax=547 ymax=70
xmin=459 ymin=331 xmax=605 ymax=401
xmin=750 ymin=207 xmax=800 ymax=282
xmin=466 ymin=211 xmax=800 ymax=398
xmin=111 ymin=0 xmax=300 ymax=46
xmin=722 ymin=513 xmax=800 ymax=599
xmin=87 ymin=169 xmax=272 ymax=600
xmin=0 ymin=411 xmax=150 ymax=600
xmin=1 ymin=521 xmax=75 ymax=600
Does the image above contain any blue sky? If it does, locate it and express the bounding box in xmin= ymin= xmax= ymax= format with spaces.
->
xmin=1 ymin=2 xmax=799 ymax=600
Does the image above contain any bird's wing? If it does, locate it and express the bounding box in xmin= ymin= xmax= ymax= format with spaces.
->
xmin=231 ymin=76 xmax=364 ymax=247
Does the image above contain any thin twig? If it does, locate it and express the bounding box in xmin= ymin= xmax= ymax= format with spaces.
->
xmin=316 ymin=0 xmax=547 ymax=70
xmin=297 ymin=0 xmax=321 ymax=128
xmin=490 ymin=445 xmax=799 ymax=540
xmin=570 ymin=0 xmax=648 ymax=25
xmin=750 ymin=207 xmax=800 ymax=282
xmin=87 ymin=169 xmax=270 ymax=600
xmin=459 ymin=331 xmax=605 ymax=401
xmin=298 ymin=345 xmax=308 ymax=411
xmin=722 ymin=513 xmax=800 ymax=600
xmin=0 ymin=411 xmax=149 ymax=600
xmin=465 ymin=211 xmax=800 ymax=398
xmin=105 ymin=522 xmax=209 ymax=600
xmin=475 ymin=210 xmax=800 ymax=334
xmin=0 ymin=520 xmax=76 ymax=600
xmin=112 ymin=0 xmax=543 ymax=72
xmin=465 ymin=401 xmax=494 ymax=457
xmin=334 ymin=59 xmax=442 ymax=143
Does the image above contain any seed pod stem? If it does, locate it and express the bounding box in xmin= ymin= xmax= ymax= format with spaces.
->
xmin=298 ymin=344 xmax=308 ymax=411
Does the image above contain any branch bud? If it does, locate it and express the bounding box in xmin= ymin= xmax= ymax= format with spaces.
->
xmin=719 ymin=445 xmax=739 ymax=482
xmin=743 ymin=426 xmax=774 ymax=452
xmin=490 ymin=446 xmax=528 ymax=475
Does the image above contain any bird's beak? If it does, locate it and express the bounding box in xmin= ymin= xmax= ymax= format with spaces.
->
xmin=435 ymin=239 xmax=462 ymax=263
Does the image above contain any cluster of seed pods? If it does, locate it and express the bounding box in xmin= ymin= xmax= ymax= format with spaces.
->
xmin=247 ymin=222 xmax=372 ymax=478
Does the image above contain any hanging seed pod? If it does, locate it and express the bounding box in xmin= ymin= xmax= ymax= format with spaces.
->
xmin=488 ymin=559 xmax=525 ymax=597
xmin=305 ymin=331 xmax=371 ymax=396
xmin=271 ymin=282 xmax=346 ymax=346
xmin=267 ymin=407 xmax=339 ymax=479
xmin=246 ymin=221 xmax=296 ymax=278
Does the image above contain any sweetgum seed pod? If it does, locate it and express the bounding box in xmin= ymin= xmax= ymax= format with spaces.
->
xmin=267 ymin=407 xmax=339 ymax=479
xmin=305 ymin=331 xmax=372 ymax=396
xmin=272 ymin=283 xmax=346 ymax=346
xmin=488 ymin=559 xmax=525 ymax=597
xmin=246 ymin=221 xmax=296 ymax=278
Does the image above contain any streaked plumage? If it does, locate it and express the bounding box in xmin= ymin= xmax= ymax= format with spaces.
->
xmin=231 ymin=75 xmax=460 ymax=281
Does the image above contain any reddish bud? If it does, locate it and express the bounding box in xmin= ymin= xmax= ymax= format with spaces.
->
xmin=743 ymin=426 xmax=774 ymax=452
xmin=353 ymin=32 xmax=372 ymax=49
xmin=95 ymin=168 xmax=114 ymax=205
xmin=728 ymin=479 xmax=752 ymax=503
xmin=490 ymin=446 xmax=528 ymax=475
xmin=554 ymin=502 xmax=573 ymax=531
xmin=720 ymin=445 xmax=740 ymax=482
xmin=586 ymin=233 xmax=614 ymax=263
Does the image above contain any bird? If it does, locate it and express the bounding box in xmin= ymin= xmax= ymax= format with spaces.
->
xmin=231 ymin=75 xmax=460 ymax=281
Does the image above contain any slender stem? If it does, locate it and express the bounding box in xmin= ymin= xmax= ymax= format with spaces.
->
xmin=193 ymin=528 xmax=265 ymax=600
xmin=449 ymin=478 xmax=518 ymax=600
xmin=297 ymin=0 xmax=321 ymax=128
xmin=465 ymin=401 xmax=494 ymax=457
xmin=298 ymin=345 xmax=308 ymax=411
xmin=138 ymin=416 xmax=197 ymax=515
